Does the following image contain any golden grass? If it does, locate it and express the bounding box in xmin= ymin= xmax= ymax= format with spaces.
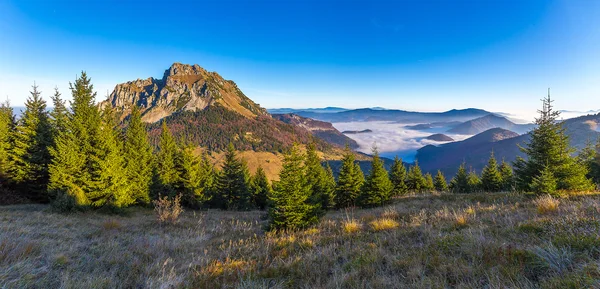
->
xmin=342 ymin=219 xmax=362 ymax=234
xmin=534 ymin=194 xmax=560 ymax=214
xmin=2 ymin=192 xmax=600 ymax=288
xmin=369 ymin=218 xmax=399 ymax=231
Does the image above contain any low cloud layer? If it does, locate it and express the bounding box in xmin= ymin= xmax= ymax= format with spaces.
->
xmin=332 ymin=121 xmax=470 ymax=162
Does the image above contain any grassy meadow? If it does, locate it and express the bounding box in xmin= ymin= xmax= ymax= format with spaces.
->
xmin=2 ymin=192 xmax=600 ymax=288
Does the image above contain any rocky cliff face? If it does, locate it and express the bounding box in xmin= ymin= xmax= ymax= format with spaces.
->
xmin=102 ymin=63 xmax=267 ymax=123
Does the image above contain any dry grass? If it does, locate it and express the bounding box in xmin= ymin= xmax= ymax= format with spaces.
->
xmin=2 ymin=192 xmax=600 ymax=288
xmin=369 ymin=218 xmax=400 ymax=231
xmin=342 ymin=219 xmax=362 ymax=234
xmin=153 ymin=194 xmax=183 ymax=224
xmin=534 ymin=194 xmax=560 ymax=214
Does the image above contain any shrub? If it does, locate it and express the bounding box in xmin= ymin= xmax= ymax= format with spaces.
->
xmin=533 ymin=194 xmax=560 ymax=214
xmin=153 ymin=194 xmax=184 ymax=224
xmin=369 ymin=218 xmax=399 ymax=231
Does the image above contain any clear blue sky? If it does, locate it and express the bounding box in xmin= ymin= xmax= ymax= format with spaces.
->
xmin=1 ymin=0 xmax=599 ymax=118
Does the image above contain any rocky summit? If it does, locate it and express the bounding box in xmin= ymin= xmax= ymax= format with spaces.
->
xmin=103 ymin=63 xmax=267 ymax=123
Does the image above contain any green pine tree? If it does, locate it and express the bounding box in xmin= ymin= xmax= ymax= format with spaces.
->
xmin=322 ymin=163 xmax=337 ymax=210
xmin=514 ymin=91 xmax=593 ymax=193
xmin=359 ymin=148 xmax=392 ymax=207
xmin=592 ymin=139 xmax=600 ymax=187
xmin=467 ymin=169 xmax=481 ymax=193
xmin=335 ymin=147 xmax=363 ymax=208
xmin=499 ymin=159 xmax=514 ymax=191
xmin=49 ymin=87 xmax=69 ymax=134
xmin=481 ymin=152 xmax=503 ymax=192
xmin=216 ymin=143 xmax=251 ymax=210
xmin=531 ymin=164 xmax=557 ymax=195
xmin=0 ymin=100 xmax=15 ymax=190
xmin=123 ymin=106 xmax=154 ymax=205
xmin=154 ymin=121 xmax=180 ymax=198
xmin=268 ymin=144 xmax=316 ymax=230
xmin=304 ymin=142 xmax=329 ymax=214
xmin=406 ymin=161 xmax=426 ymax=192
xmin=433 ymin=170 xmax=448 ymax=192
xmin=450 ymin=163 xmax=469 ymax=193
xmin=389 ymin=156 xmax=408 ymax=196
xmin=91 ymin=107 xmax=132 ymax=207
xmin=250 ymin=165 xmax=271 ymax=210
xmin=9 ymin=84 xmax=53 ymax=201
xmin=49 ymin=72 xmax=103 ymax=207
xmin=424 ymin=173 xmax=435 ymax=191
xmin=178 ymin=146 xmax=211 ymax=208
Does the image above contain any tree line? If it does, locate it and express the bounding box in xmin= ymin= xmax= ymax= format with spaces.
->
xmin=1 ymin=74 xmax=599 ymax=230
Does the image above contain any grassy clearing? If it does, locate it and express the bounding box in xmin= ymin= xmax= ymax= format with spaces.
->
xmin=2 ymin=192 xmax=600 ymax=288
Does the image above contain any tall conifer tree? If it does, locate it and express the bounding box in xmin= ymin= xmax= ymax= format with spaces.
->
xmin=450 ymin=163 xmax=469 ymax=193
xmin=434 ymin=170 xmax=448 ymax=192
xmin=0 ymin=101 xmax=15 ymax=190
xmin=514 ymin=91 xmax=593 ymax=192
xmin=406 ymin=161 xmax=426 ymax=192
xmin=9 ymin=84 xmax=53 ymax=201
xmin=250 ymin=166 xmax=271 ymax=210
xmin=154 ymin=121 xmax=180 ymax=198
xmin=268 ymin=144 xmax=316 ymax=230
xmin=389 ymin=156 xmax=408 ymax=196
xmin=123 ymin=106 xmax=154 ymax=204
xmin=499 ymin=159 xmax=514 ymax=191
xmin=359 ymin=148 xmax=392 ymax=207
xmin=335 ymin=146 xmax=362 ymax=208
xmin=216 ymin=143 xmax=251 ymax=210
xmin=481 ymin=152 xmax=503 ymax=192
xmin=49 ymin=72 xmax=102 ymax=207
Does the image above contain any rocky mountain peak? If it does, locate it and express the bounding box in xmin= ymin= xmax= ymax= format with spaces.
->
xmin=102 ymin=63 xmax=267 ymax=123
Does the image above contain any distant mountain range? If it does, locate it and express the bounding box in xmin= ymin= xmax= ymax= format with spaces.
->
xmin=289 ymin=108 xmax=492 ymax=123
xmin=447 ymin=114 xmax=535 ymax=135
xmin=416 ymin=113 xmax=600 ymax=177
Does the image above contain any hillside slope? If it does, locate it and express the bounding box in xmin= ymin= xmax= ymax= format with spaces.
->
xmin=272 ymin=114 xmax=359 ymax=149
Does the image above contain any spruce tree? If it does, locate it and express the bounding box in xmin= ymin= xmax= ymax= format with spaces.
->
xmin=499 ymin=160 xmax=514 ymax=191
xmin=250 ymin=165 xmax=271 ymax=210
xmin=322 ymin=163 xmax=337 ymax=210
xmin=406 ymin=161 xmax=426 ymax=192
xmin=335 ymin=147 xmax=362 ymax=208
xmin=514 ymin=91 xmax=593 ymax=192
xmin=123 ymin=106 xmax=154 ymax=204
xmin=531 ymin=164 xmax=557 ymax=195
xmin=92 ymin=107 xmax=132 ymax=207
xmin=216 ymin=143 xmax=251 ymax=210
xmin=0 ymin=101 xmax=15 ymax=190
xmin=467 ymin=169 xmax=481 ymax=193
xmin=359 ymin=148 xmax=392 ymax=207
xmin=178 ymin=146 xmax=210 ymax=208
xmin=424 ymin=173 xmax=435 ymax=191
xmin=304 ymin=142 xmax=329 ymax=214
xmin=49 ymin=72 xmax=102 ymax=207
xmin=450 ymin=163 xmax=469 ymax=193
xmin=9 ymin=84 xmax=53 ymax=201
xmin=389 ymin=156 xmax=408 ymax=196
xmin=434 ymin=170 xmax=448 ymax=192
xmin=50 ymin=87 xmax=68 ymax=134
xmin=481 ymin=152 xmax=503 ymax=192
xmin=579 ymin=139 xmax=599 ymax=187
xmin=268 ymin=144 xmax=316 ymax=230
xmin=154 ymin=121 xmax=180 ymax=198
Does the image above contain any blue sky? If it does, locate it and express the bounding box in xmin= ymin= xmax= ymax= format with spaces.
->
xmin=1 ymin=0 xmax=599 ymax=118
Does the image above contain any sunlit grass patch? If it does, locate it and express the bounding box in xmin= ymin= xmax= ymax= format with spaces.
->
xmin=369 ymin=218 xmax=399 ymax=231
xmin=342 ymin=219 xmax=362 ymax=234
xmin=533 ymin=194 xmax=560 ymax=214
